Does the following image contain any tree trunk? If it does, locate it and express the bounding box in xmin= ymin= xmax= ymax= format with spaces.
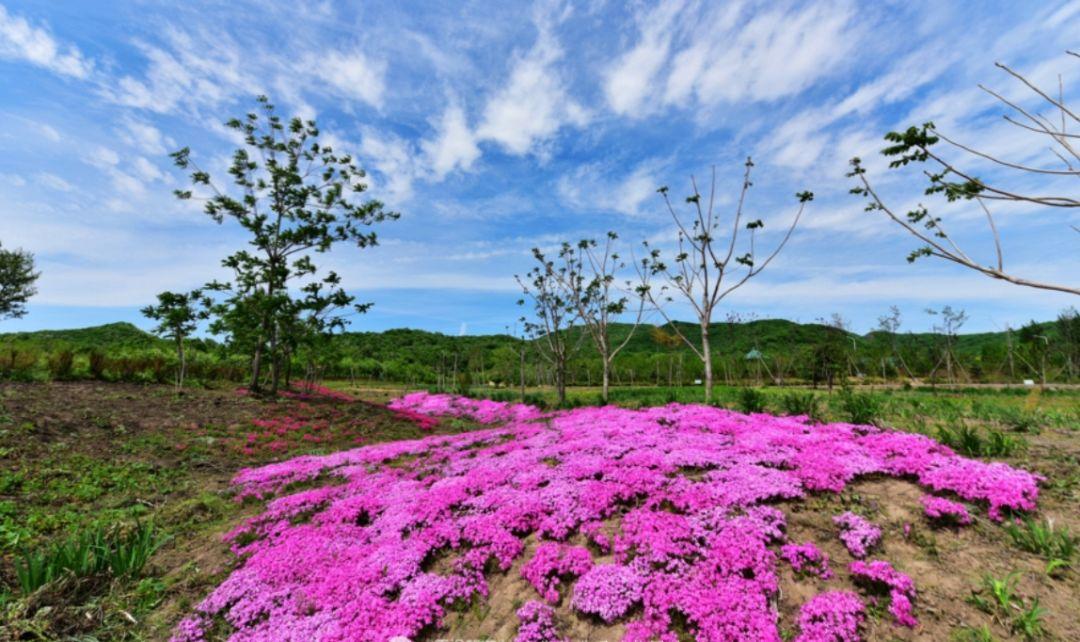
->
xmin=519 ymin=342 xmax=526 ymax=403
xmin=601 ymin=356 xmax=610 ymax=404
xmin=556 ymin=356 xmax=567 ymax=406
xmin=701 ymin=322 xmax=713 ymax=402
xmin=176 ymin=337 xmax=186 ymax=391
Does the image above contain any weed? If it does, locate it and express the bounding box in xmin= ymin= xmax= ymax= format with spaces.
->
xmin=936 ymin=423 xmax=1021 ymax=458
xmin=951 ymin=625 xmax=997 ymax=642
xmin=836 ymin=388 xmax=884 ymax=425
xmin=736 ymin=387 xmax=767 ymax=414
xmin=779 ymin=391 xmax=821 ymax=421
xmin=1005 ymin=517 xmax=1076 ymax=560
xmin=14 ymin=522 xmax=165 ymax=594
xmin=1011 ymin=598 xmax=1046 ymax=640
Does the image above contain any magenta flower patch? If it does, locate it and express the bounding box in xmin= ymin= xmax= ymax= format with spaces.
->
xmin=173 ymin=393 xmax=1040 ymax=641
xmin=921 ymin=494 xmax=973 ymax=526
xmin=833 ymin=512 xmax=882 ymax=559
xmin=572 ymin=563 xmax=644 ymax=622
xmin=795 ymin=591 xmax=865 ymax=642
xmin=781 ymin=541 xmax=832 ymax=579
xmin=849 ymin=559 xmax=918 ymax=627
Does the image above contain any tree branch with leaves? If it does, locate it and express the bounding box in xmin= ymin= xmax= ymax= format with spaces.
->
xmin=849 ymin=53 xmax=1079 ymax=296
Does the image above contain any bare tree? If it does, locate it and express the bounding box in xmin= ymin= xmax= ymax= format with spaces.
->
xmin=553 ymin=232 xmax=649 ymax=404
xmin=517 ymin=248 xmax=579 ymax=406
xmin=642 ymin=158 xmax=813 ymax=402
xmin=926 ymin=306 xmax=968 ymax=384
xmin=876 ymin=305 xmax=915 ymax=381
xmin=849 ymin=53 xmax=1079 ymax=296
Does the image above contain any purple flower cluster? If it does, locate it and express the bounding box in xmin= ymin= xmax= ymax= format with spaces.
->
xmin=571 ymin=564 xmax=643 ymax=622
xmin=921 ymin=494 xmax=973 ymax=526
xmin=781 ymin=541 xmax=832 ymax=579
xmin=516 ymin=601 xmax=567 ymax=642
xmin=172 ymin=395 xmax=1040 ymax=641
xmin=849 ymin=559 xmax=918 ymax=628
xmin=520 ymin=542 xmax=593 ymax=603
xmin=388 ymin=391 xmax=544 ymax=424
xmin=795 ymin=591 xmax=865 ymax=642
xmin=833 ymin=512 xmax=882 ymax=559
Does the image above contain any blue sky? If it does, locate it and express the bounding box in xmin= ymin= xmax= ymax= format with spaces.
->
xmin=0 ymin=0 xmax=1077 ymax=337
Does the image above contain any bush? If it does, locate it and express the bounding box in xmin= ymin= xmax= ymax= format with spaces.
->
xmin=0 ymin=346 xmax=39 ymax=380
xmin=46 ymin=349 xmax=74 ymax=380
xmin=87 ymin=350 xmax=107 ymax=380
xmin=737 ymin=387 xmax=768 ymax=414
xmin=780 ymin=391 xmax=821 ymax=421
xmin=836 ymin=389 xmax=883 ymax=425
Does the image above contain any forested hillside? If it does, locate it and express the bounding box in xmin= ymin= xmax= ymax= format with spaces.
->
xmin=2 ymin=315 xmax=1076 ymax=386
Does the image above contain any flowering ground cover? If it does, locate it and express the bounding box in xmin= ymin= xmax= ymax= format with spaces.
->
xmin=172 ymin=392 xmax=1047 ymax=642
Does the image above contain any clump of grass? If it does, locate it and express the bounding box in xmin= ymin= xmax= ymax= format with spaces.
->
xmin=967 ymin=572 xmax=1048 ymax=641
xmin=1004 ymin=517 xmax=1076 ymax=561
xmin=936 ymin=422 xmax=1022 ymax=458
xmin=14 ymin=522 xmax=165 ymax=594
xmin=779 ymin=391 xmax=822 ymax=421
xmin=836 ymin=388 xmax=884 ymax=425
xmin=736 ymin=387 xmax=767 ymax=414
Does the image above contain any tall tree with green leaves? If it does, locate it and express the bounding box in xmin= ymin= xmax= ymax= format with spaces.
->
xmin=642 ymin=159 xmax=813 ymax=402
xmin=0 ymin=241 xmax=40 ymax=321
xmin=171 ymin=96 xmax=397 ymax=395
xmin=141 ymin=289 xmax=210 ymax=390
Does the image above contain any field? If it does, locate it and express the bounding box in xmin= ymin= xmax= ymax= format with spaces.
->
xmin=1 ymin=381 xmax=1077 ymax=641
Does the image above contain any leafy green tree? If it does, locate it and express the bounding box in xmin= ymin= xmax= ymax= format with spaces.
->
xmin=0 ymin=242 xmax=40 ymax=321
xmin=141 ymin=290 xmax=211 ymax=390
xmin=849 ymin=55 xmax=1078 ymax=296
xmin=643 ymin=159 xmax=813 ymax=402
xmin=171 ymin=96 xmax=397 ymax=395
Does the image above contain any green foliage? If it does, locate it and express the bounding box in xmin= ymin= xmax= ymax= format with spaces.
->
xmin=779 ymin=391 xmax=822 ymax=420
xmin=46 ymin=349 xmax=74 ymax=380
xmin=14 ymin=523 xmax=164 ymax=593
xmin=936 ymin=422 xmax=1021 ymax=458
xmin=1005 ymin=517 xmax=1076 ymax=560
xmin=736 ymin=387 xmax=768 ymax=413
xmin=172 ymin=95 xmax=397 ymax=395
xmin=836 ymin=388 xmax=884 ymax=425
xmin=951 ymin=625 xmax=997 ymax=642
xmin=0 ymin=241 xmax=39 ymax=321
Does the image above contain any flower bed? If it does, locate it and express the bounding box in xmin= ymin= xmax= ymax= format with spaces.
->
xmin=174 ymin=393 xmax=1041 ymax=642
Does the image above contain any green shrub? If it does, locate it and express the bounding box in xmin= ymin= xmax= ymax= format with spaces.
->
xmin=736 ymin=387 xmax=768 ymax=414
xmin=87 ymin=350 xmax=107 ymax=380
xmin=0 ymin=346 xmax=39 ymax=380
xmin=837 ymin=388 xmax=883 ymax=425
xmin=46 ymin=349 xmax=74 ymax=380
xmin=780 ymin=391 xmax=821 ymax=420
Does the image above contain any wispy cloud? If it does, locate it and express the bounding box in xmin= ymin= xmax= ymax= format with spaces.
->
xmin=0 ymin=4 xmax=91 ymax=78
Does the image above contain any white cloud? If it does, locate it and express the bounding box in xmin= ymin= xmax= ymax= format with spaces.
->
xmin=675 ymin=3 xmax=858 ymax=105
xmin=475 ymin=18 xmax=587 ymax=155
xmin=310 ymin=49 xmax=386 ymax=109
xmin=131 ymin=157 xmax=165 ymax=183
xmin=423 ymin=103 xmax=480 ymax=178
xmin=35 ymin=172 xmax=74 ymax=192
xmin=556 ymin=162 xmax=663 ymax=218
xmin=603 ymin=0 xmax=685 ymax=116
xmin=0 ymin=5 xmax=91 ymax=78
xmin=357 ymin=128 xmax=424 ymax=204
xmin=119 ymin=118 xmax=175 ymax=155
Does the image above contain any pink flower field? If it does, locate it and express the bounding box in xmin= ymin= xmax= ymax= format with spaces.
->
xmin=173 ymin=392 xmax=1042 ymax=642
